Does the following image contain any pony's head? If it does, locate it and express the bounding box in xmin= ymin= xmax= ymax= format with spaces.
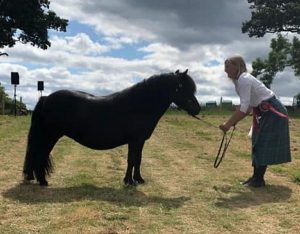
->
xmin=172 ymin=69 xmax=201 ymax=116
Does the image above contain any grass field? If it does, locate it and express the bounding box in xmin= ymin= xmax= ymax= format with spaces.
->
xmin=0 ymin=112 xmax=299 ymax=234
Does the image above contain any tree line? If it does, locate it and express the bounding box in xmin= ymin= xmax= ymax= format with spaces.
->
xmin=0 ymin=85 xmax=27 ymax=114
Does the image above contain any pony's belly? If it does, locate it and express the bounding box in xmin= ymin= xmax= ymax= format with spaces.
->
xmin=79 ymin=140 xmax=125 ymax=150
xmin=63 ymin=119 xmax=154 ymax=150
xmin=70 ymin=134 xmax=127 ymax=150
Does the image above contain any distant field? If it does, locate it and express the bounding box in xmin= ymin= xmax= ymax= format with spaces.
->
xmin=0 ymin=112 xmax=299 ymax=234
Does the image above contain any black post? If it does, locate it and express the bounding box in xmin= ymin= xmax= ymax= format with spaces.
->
xmin=11 ymin=72 xmax=19 ymax=116
xmin=14 ymin=85 xmax=17 ymax=116
xmin=37 ymin=81 xmax=44 ymax=97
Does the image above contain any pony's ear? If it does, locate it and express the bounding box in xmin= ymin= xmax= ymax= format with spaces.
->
xmin=183 ymin=69 xmax=188 ymax=74
xmin=175 ymin=70 xmax=180 ymax=74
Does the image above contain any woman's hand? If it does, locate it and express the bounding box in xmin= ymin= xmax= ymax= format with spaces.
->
xmin=219 ymin=123 xmax=231 ymax=133
xmin=219 ymin=109 xmax=247 ymax=133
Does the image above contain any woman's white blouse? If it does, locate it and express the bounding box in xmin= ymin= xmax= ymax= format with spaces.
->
xmin=233 ymin=72 xmax=274 ymax=113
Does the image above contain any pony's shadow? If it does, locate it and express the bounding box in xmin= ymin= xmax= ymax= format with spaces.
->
xmin=2 ymin=183 xmax=189 ymax=209
xmin=214 ymin=184 xmax=292 ymax=209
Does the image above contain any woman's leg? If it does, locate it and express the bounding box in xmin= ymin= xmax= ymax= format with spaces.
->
xmin=244 ymin=165 xmax=267 ymax=187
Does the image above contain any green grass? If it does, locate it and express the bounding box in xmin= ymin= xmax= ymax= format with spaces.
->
xmin=0 ymin=113 xmax=299 ymax=233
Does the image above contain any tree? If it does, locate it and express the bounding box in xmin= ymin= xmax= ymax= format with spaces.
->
xmin=242 ymin=0 xmax=300 ymax=88
xmin=251 ymin=34 xmax=299 ymax=88
xmin=0 ymin=85 xmax=6 ymax=114
xmin=294 ymin=92 xmax=300 ymax=107
xmin=0 ymin=0 xmax=68 ymax=52
xmin=0 ymin=84 xmax=27 ymax=115
xmin=242 ymin=0 xmax=300 ymax=38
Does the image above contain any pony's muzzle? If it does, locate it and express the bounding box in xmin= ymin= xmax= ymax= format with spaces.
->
xmin=187 ymin=98 xmax=201 ymax=115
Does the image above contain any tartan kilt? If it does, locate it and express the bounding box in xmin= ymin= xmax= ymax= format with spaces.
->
xmin=251 ymin=96 xmax=291 ymax=166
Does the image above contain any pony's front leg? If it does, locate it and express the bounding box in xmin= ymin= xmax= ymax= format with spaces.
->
xmin=124 ymin=162 xmax=135 ymax=185
xmin=124 ymin=143 xmax=135 ymax=185
xmin=133 ymin=141 xmax=145 ymax=184
xmin=133 ymin=166 xmax=145 ymax=184
xmin=124 ymin=141 xmax=145 ymax=185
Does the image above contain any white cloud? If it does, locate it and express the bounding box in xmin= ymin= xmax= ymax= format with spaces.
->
xmin=50 ymin=33 xmax=110 ymax=55
xmin=1 ymin=0 xmax=299 ymax=110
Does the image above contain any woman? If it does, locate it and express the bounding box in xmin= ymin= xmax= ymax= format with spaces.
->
xmin=219 ymin=55 xmax=291 ymax=187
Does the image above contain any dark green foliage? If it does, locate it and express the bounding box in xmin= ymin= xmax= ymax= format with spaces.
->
xmin=242 ymin=0 xmax=300 ymax=87
xmin=0 ymin=0 xmax=68 ymax=49
xmin=0 ymin=85 xmax=28 ymax=115
xmin=242 ymin=0 xmax=300 ymax=38
xmin=291 ymin=37 xmax=300 ymax=76
xmin=251 ymin=34 xmax=294 ymax=88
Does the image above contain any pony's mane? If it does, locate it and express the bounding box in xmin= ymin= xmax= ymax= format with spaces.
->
xmin=107 ymin=72 xmax=196 ymax=105
xmin=139 ymin=71 xmax=197 ymax=96
xmin=116 ymin=72 xmax=175 ymax=95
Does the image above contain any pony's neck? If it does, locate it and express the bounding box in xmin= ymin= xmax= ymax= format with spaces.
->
xmin=128 ymin=74 xmax=174 ymax=115
xmin=144 ymin=73 xmax=176 ymax=99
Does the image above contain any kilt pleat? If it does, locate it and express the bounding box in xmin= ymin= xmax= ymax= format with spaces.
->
xmin=251 ymin=97 xmax=291 ymax=166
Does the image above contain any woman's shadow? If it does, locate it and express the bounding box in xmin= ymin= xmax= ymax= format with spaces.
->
xmin=214 ymin=184 xmax=292 ymax=209
xmin=2 ymin=182 xmax=190 ymax=209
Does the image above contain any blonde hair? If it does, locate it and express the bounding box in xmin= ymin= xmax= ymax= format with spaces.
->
xmin=225 ymin=55 xmax=247 ymax=79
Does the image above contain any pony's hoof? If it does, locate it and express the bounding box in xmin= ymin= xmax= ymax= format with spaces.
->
xmin=25 ymin=175 xmax=34 ymax=181
xmin=123 ymin=178 xmax=137 ymax=186
xmin=39 ymin=180 xmax=48 ymax=186
xmin=22 ymin=179 xmax=33 ymax=185
xmin=22 ymin=174 xmax=35 ymax=185
xmin=134 ymin=177 xmax=145 ymax=184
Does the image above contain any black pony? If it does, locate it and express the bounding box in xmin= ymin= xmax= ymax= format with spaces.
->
xmin=23 ymin=70 xmax=200 ymax=186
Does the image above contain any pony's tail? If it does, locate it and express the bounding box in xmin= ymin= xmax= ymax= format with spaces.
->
xmin=23 ymin=96 xmax=53 ymax=185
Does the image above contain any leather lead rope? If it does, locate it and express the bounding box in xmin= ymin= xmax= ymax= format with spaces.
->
xmin=191 ymin=115 xmax=235 ymax=168
xmin=214 ymin=126 xmax=235 ymax=168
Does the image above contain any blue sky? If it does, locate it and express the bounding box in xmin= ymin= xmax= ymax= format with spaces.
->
xmin=0 ymin=0 xmax=299 ymax=109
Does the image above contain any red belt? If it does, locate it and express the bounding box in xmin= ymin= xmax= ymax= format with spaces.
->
xmin=252 ymin=101 xmax=288 ymax=130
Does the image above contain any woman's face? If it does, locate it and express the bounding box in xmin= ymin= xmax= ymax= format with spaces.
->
xmin=224 ymin=61 xmax=238 ymax=79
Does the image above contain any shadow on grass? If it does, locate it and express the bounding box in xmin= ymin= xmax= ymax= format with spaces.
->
xmin=2 ymin=183 xmax=189 ymax=209
xmin=214 ymin=184 xmax=292 ymax=209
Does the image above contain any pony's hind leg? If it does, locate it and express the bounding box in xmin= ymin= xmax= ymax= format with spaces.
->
xmin=23 ymin=169 xmax=34 ymax=184
xmin=35 ymin=163 xmax=49 ymax=186
xmin=23 ymin=150 xmax=35 ymax=182
xmin=25 ymin=171 xmax=34 ymax=181
xmin=35 ymin=133 xmax=60 ymax=186
xmin=22 ymin=96 xmax=58 ymax=186
xmin=23 ymin=134 xmax=37 ymax=183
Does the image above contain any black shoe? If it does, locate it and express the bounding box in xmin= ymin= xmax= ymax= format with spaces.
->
xmin=244 ymin=179 xmax=265 ymax=188
xmin=240 ymin=177 xmax=253 ymax=185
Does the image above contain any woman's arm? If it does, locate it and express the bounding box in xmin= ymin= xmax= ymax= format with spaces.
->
xmin=219 ymin=108 xmax=248 ymax=132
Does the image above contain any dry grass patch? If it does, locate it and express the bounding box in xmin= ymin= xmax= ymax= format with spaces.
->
xmin=0 ymin=114 xmax=299 ymax=233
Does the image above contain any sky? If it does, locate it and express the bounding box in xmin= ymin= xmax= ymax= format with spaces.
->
xmin=0 ymin=0 xmax=299 ymax=109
